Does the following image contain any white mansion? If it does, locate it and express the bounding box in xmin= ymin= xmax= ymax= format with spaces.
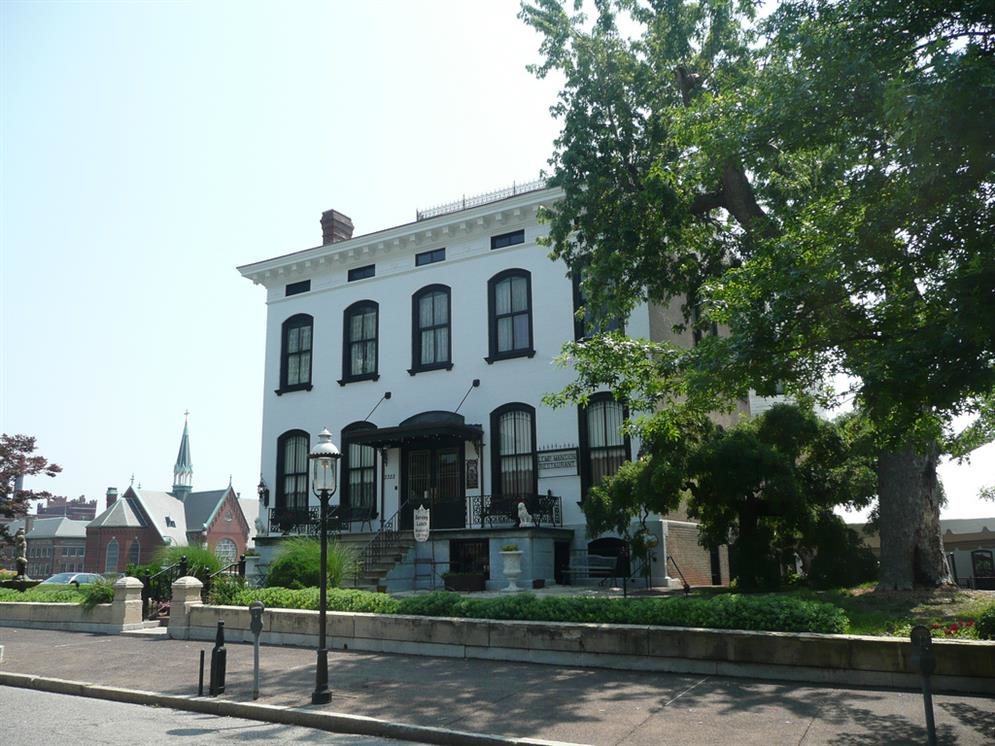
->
xmin=238 ymin=182 xmax=732 ymax=590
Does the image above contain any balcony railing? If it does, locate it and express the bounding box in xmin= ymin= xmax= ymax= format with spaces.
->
xmin=268 ymin=492 xmax=563 ymax=535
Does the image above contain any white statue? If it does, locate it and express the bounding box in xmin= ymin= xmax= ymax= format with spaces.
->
xmin=517 ymin=501 xmax=533 ymax=528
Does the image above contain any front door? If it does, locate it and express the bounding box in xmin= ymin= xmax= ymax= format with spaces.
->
xmin=402 ymin=444 xmax=465 ymax=529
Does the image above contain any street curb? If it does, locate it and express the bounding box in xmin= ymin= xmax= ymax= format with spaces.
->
xmin=0 ymin=672 xmax=585 ymax=746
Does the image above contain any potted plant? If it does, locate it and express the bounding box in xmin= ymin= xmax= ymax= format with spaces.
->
xmin=499 ymin=543 xmax=524 ymax=592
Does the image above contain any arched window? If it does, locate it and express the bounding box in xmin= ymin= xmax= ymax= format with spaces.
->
xmin=342 ymin=421 xmax=377 ymax=513
xmin=486 ymin=269 xmax=534 ymax=362
xmin=490 ymin=403 xmax=537 ymax=496
xmin=214 ymin=538 xmax=237 ymax=566
xmin=410 ymin=285 xmax=452 ymax=373
xmin=341 ymin=301 xmax=379 ymax=383
xmin=105 ymin=538 xmax=119 ymax=573
xmin=276 ymin=430 xmax=310 ymax=510
xmin=128 ymin=540 xmax=141 ymax=567
xmin=279 ymin=314 xmax=314 ymax=392
xmin=579 ymin=393 xmax=630 ymax=497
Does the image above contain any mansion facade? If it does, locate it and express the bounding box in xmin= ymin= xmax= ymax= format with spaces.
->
xmin=239 ymin=182 xmax=731 ymax=589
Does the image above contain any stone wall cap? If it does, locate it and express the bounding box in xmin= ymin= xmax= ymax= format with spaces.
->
xmin=172 ymin=576 xmax=204 ymax=589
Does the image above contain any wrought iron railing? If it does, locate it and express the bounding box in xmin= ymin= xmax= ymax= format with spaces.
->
xmin=140 ymin=556 xmax=188 ymax=621
xmin=469 ymin=492 xmax=562 ymax=528
xmin=354 ymin=499 xmax=411 ymax=586
xmin=202 ymin=554 xmax=246 ymax=600
xmin=269 ymin=506 xmax=319 ymax=535
xmin=415 ymin=178 xmax=548 ymax=221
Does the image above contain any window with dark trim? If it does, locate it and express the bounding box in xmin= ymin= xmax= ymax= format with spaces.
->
xmin=486 ymin=269 xmax=534 ymax=363
xmin=285 ymin=280 xmax=311 ymax=296
xmin=340 ymin=300 xmax=379 ymax=384
xmin=572 ymin=269 xmax=623 ymax=340
xmin=578 ymin=393 xmax=630 ymax=498
xmin=490 ymin=403 xmax=537 ymax=496
xmin=410 ymin=284 xmax=452 ymax=374
xmin=415 ymin=248 xmax=446 ymax=266
xmin=490 ymin=229 xmax=525 ymax=250
xmin=348 ymin=264 xmax=375 ymax=282
xmin=341 ymin=422 xmax=377 ymax=515
xmin=276 ymin=430 xmax=310 ymax=510
xmin=278 ymin=314 xmax=314 ymax=394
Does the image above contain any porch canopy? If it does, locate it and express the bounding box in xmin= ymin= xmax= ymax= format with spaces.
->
xmin=348 ymin=411 xmax=483 ymax=448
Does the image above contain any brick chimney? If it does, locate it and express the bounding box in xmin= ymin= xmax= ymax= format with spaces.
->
xmin=106 ymin=487 xmax=118 ymax=507
xmin=321 ymin=209 xmax=354 ymax=245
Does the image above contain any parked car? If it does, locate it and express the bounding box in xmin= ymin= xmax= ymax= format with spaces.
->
xmin=39 ymin=572 xmax=104 ymax=587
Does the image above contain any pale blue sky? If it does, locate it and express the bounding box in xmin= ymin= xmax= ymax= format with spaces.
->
xmin=1 ymin=0 xmax=990 ymax=519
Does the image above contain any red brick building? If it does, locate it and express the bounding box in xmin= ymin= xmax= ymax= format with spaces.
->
xmin=84 ymin=417 xmax=250 ymax=573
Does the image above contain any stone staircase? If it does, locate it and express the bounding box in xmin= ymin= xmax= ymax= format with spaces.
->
xmin=338 ymin=532 xmax=416 ymax=592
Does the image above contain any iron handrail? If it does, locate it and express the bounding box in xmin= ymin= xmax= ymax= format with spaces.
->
xmin=354 ymin=498 xmax=413 ymax=586
xmin=667 ymin=554 xmax=692 ymax=596
xmin=139 ymin=555 xmax=188 ymax=620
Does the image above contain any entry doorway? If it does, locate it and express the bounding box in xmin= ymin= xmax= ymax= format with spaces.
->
xmin=402 ymin=443 xmax=465 ymax=529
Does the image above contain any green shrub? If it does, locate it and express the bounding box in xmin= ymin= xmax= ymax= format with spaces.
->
xmin=977 ymin=603 xmax=995 ymax=640
xmin=219 ymin=585 xmax=400 ymax=614
xmin=0 ymin=586 xmax=81 ymax=603
xmin=397 ymin=592 xmax=850 ymax=634
xmin=155 ymin=545 xmax=221 ymax=579
xmin=265 ymin=537 xmax=356 ymax=589
xmin=206 ymin=574 xmax=245 ymax=605
xmin=79 ymin=578 xmax=115 ymax=611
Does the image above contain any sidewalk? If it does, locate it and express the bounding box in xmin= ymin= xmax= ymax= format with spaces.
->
xmin=1 ymin=626 xmax=992 ymax=745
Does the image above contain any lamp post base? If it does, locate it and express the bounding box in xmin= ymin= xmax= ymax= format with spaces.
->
xmin=311 ymin=648 xmax=331 ymax=704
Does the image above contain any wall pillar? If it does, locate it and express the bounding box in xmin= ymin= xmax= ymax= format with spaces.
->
xmin=111 ymin=576 xmax=144 ymax=628
xmin=168 ymin=575 xmax=204 ymax=640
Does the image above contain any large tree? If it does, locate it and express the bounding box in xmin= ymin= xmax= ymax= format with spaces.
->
xmin=522 ymin=0 xmax=994 ymax=588
xmin=0 ymin=434 xmax=63 ymax=542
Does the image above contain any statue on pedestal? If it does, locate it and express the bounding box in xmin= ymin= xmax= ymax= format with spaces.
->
xmin=14 ymin=528 xmax=28 ymax=579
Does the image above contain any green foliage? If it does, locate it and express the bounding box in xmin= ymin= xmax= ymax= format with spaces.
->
xmin=221 ymin=586 xmax=400 ymax=615
xmin=206 ymin=574 xmax=245 ymax=605
xmin=978 ymin=603 xmax=995 ymax=641
xmin=805 ymin=515 xmax=878 ymax=590
xmin=265 ymin=538 xmax=356 ymax=589
xmin=397 ymin=592 xmax=849 ymax=634
xmin=0 ymin=586 xmax=80 ymax=603
xmin=78 ymin=578 xmax=115 ymax=611
xmin=154 ymin=545 xmax=221 ymax=578
xmin=522 ymin=0 xmax=995 ymax=587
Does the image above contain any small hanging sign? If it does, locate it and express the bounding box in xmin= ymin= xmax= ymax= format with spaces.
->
xmin=413 ymin=505 xmax=431 ymax=542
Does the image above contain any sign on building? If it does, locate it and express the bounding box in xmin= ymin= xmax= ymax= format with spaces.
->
xmin=413 ymin=505 xmax=431 ymax=542
xmin=537 ymin=448 xmax=578 ymax=478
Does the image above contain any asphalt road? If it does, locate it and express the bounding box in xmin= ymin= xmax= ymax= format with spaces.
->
xmin=3 ymin=687 xmax=417 ymax=745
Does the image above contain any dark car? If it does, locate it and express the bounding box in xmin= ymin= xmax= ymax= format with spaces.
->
xmin=39 ymin=572 xmax=104 ymax=588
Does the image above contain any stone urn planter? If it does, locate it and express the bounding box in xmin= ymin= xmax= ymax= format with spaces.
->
xmin=499 ymin=546 xmax=524 ymax=592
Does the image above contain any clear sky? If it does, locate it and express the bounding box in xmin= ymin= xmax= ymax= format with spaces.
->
xmin=1 ymin=0 xmax=991 ymax=521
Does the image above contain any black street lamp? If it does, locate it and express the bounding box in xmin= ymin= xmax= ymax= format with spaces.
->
xmin=308 ymin=428 xmax=341 ymax=705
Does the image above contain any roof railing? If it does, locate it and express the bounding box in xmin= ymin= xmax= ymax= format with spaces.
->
xmin=415 ymin=177 xmax=549 ymax=221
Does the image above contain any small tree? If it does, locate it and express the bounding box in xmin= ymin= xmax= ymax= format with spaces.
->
xmin=0 ymin=434 xmax=63 ymax=543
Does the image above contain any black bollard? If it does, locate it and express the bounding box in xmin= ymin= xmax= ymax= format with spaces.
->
xmin=909 ymin=625 xmax=937 ymax=746
xmin=208 ymin=620 xmax=227 ymax=696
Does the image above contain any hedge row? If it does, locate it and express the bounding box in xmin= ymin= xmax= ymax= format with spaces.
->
xmin=216 ymin=587 xmax=851 ymax=634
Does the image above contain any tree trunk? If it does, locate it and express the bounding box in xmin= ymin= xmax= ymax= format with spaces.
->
xmin=876 ymin=445 xmax=951 ymax=590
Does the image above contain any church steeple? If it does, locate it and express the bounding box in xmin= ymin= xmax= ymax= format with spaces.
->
xmin=172 ymin=411 xmax=193 ymax=500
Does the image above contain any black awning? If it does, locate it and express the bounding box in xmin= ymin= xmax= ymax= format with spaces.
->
xmin=348 ymin=411 xmax=483 ymax=448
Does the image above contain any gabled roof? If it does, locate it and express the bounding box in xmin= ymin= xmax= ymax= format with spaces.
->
xmin=183 ymin=489 xmax=230 ymax=534
xmin=88 ymin=496 xmax=146 ymax=529
xmin=134 ymin=490 xmax=187 ymax=545
xmin=25 ymin=517 xmax=87 ymax=539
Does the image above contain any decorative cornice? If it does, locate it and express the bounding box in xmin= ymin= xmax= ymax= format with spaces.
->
xmin=236 ymin=186 xmax=562 ymax=287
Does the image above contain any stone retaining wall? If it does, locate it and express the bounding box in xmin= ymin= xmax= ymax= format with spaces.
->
xmin=0 ymin=577 xmax=145 ymax=633
xmin=167 ymin=578 xmax=994 ymax=695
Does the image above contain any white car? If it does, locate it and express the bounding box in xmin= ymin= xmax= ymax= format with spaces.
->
xmin=39 ymin=572 xmax=104 ymax=587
